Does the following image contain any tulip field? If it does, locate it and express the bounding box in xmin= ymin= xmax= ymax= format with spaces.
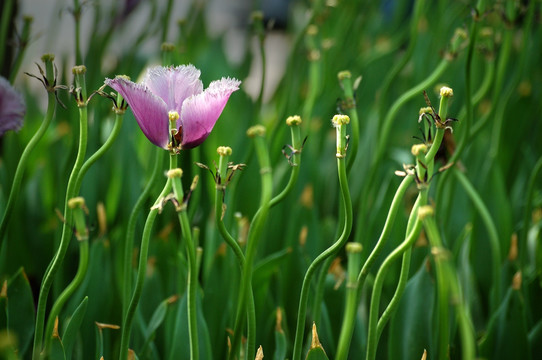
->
xmin=0 ymin=0 xmax=541 ymax=359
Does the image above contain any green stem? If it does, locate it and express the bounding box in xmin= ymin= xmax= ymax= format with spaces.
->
xmin=42 ymin=235 xmax=89 ymax=353
xmin=453 ymin=167 xmax=501 ymax=312
xmin=335 ymin=243 xmax=362 ymax=360
xmin=170 ymin=157 xmax=199 ymax=360
xmin=270 ymin=122 xmax=302 ymax=207
xmin=74 ymin=109 xmax=124 ymax=195
xmin=292 ymin=117 xmax=352 ymax=360
xmin=357 ymin=175 xmax=414 ymax=286
xmin=33 ymin=66 xmax=88 ymax=360
xmin=215 ymin=153 xmax=245 ymax=267
xmin=423 ymin=213 xmax=475 ymax=360
xmin=122 ymin=148 xmax=164 ymax=321
xmin=0 ymin=81 xmax=56 ymax=243
xmin=365 ymin=200 xmax=424 ymax=360
xmin=119 ymin=160 xmax=172 ymax=360
xmin=229 ymin=133 xmax=272 ymax=360
xmin=375 ymin=187 xmax=421 ymax=339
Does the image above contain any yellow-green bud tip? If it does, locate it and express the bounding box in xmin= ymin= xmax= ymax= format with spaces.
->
xmin=418 ymin=205 xmax=434 ymax=220
xmin=167 ymin=168 xmax=183 ymax=178
xmin=217 ymin=146 xmax=232 ymax=156
xmin=332 ymin=114 xmax=350 ymax=126
xmin=286 ymin=115 xmax=302 ymax=126
xmin=337 ymin=70 xmax=351 ymax=81
xmin=116 ymin=75 xmax=131 ymax=81
xmin=411 ymin=143 xmax=428 ymax=156
xmin=419 ymin=106 xmax=433 ymax=115
xmin=247 ymin=125 xmax=266 ymax=137
xmin=72 ymin=65 xmax=87 ymax=75
xmin=440 ymin=86 xmax=453 ymax=98
xmin=23 ymin=15 xmax=33 ymax=22
xmin=168 ymin=111 xmax=180 ymax=121
xmin=161 ymin=42 xmax=175 ymax=52
xmin=41 ymin=53 xmax=55 ymax=62
xmin=346 ymin=242 xmax=363 ymax=254
xmin=68 ymin=196 xmax=86 ymax=209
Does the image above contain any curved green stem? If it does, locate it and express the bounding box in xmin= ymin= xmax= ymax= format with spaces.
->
xmin=0 ymin=86 xmax=56 ymax=243
xmin=365 ymin=201 xmax=424 ymax=360
xmin=229 ymin=134 xmax=272 ymax=360
xmin=43 ymin=236 xmax=89 ymax=353
xmin=32 ymin=68 xmax=88 ymax=359
xmin=423 ymin=213 xmax=475 ymax=360
xmin=122 ymin=148 xmax=164 ymax=320
xmin=119 ymin=162 xmax=172 ymax=360
xmin=292 ymin=121 xmax=352 ymax=360
xmin=74 ymin=110 xmax=124 ymax=195
xmin=453 ymin=167 xmax=501 ymax=311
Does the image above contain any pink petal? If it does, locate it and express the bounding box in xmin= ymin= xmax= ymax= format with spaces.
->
xmin=143 ymin=65 xmax=203 ymax=113
xmin=0 ymin=76 xmax=25 ymax=136
xmin=105 ymin=76 xmax=170 ymax=149
xmin=180 ymin=77 xmax=241 ymax=149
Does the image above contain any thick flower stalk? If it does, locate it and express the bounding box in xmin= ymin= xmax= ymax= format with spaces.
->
xmin=105 ymin=65 xmax=240 ymax=151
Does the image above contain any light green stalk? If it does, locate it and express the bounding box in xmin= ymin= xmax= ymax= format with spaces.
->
xmin=292 ymin=115 xmax=353 ymax=360
xmin=229 ymin=126 xmax=273 ymax=360
xmin=32 ymin=64 xmax=88 ymax=360
xmin=170 ymin=165 xmax=199 ymax=360
xmin=0 ymin=55 xmax=57 ymax=244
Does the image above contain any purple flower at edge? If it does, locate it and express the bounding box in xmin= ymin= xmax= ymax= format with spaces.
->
xmin=105 ymin=65 xmax=241 ymax=150
xmin=0 ymin=76 xmax=25 ymax=136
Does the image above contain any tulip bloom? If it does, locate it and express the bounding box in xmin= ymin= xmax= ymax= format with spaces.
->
xmin=0 ymin=76 xmax=25 ymax=136
xmin=105 ymin=65 xmax=240 ymax=150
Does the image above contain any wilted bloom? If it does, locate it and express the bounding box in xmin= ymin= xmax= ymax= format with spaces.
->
xmin=0 ymin=76 xmax=25 ymax=136
xmin=105 ymin=65 xmax=240 ymax=151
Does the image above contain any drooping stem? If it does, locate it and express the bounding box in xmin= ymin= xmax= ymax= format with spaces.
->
xmin=0 ymin=56 xmax=56 ymax=244
xmin=32 ymin=64 xmax=88 ymax=360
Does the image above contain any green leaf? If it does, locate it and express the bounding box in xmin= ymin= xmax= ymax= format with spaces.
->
xmin=140 ymin=295 xmax=178 ymax=356
xmin=61 ymin=297 xmax=88 ymax=360
xmin=273 ymin=308 xmax=287 ymax=360
xmin=388 ymin=261 xmax=435 ymax=360
xmin=305 ymin=347 xmax=329 ymax=360
xmin=6 ymin=268 xmax=35 ymax=358
xmin=479 ymin=285 xmax=531 ymax=359
xmin=167 ymin=292 xmax=212 ymax=360
xmin=305 ymin=324 xmax=329 ymax=360
xmin=49 ymin=333 xmax=66 ymax=360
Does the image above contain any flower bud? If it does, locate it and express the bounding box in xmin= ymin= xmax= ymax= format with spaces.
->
xmin=72 ymin=65 xmax=87 ymax=75
xmin=217 ymin=146 xmax=232 ymax=156
xmin=440 ymin=86 xmax=453 ymax=98
xmin=286 ymin=115 xmax=302 ymax=126
xmin=337 ymin=70 xmax=351 ymax=81
xmin=332 ymin=114 xmax=350 ymax=126
xmin=247 ymin=125 xmax=266 ymax=137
